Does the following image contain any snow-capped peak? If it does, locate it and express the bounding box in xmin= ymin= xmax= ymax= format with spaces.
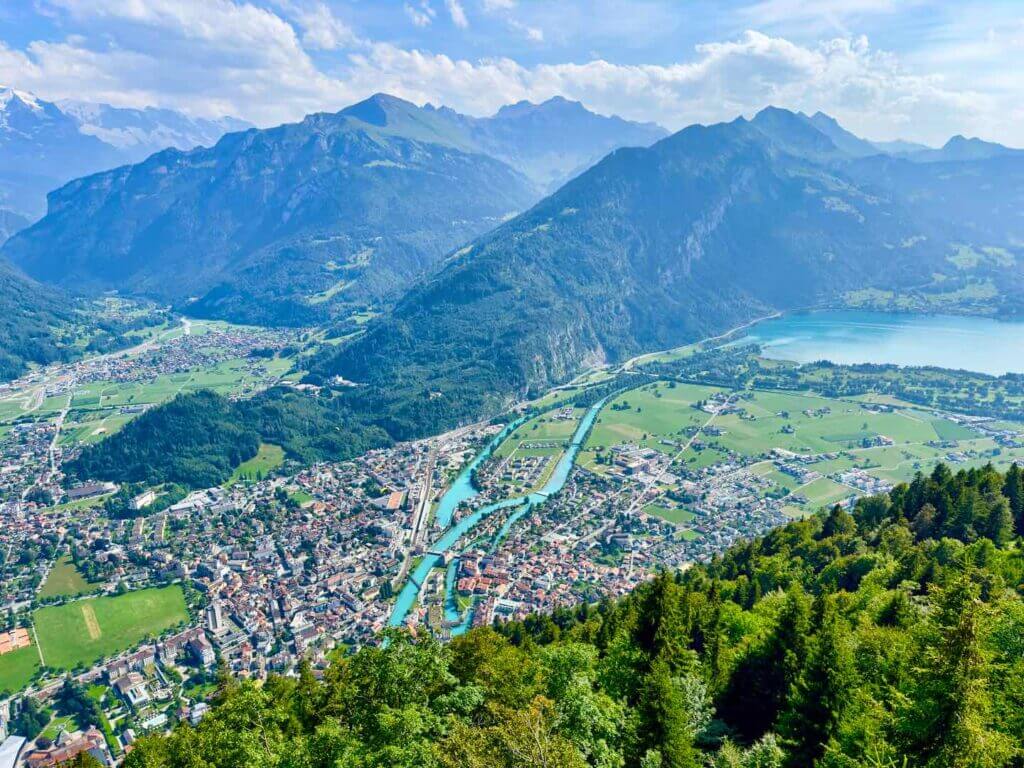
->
xmin=0 ymin=86 xmax=44 ymax=112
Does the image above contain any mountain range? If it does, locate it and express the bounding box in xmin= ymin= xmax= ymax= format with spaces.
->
xmin=2 ymin=93 xmax=668 ymax=326
xmin=311 ymin=106 xmax=1024 ymax=438
xmin=2 ymin=92 xmax=1023 ymax=419
xmin=0 ymin=86 xmax=250 ymax=222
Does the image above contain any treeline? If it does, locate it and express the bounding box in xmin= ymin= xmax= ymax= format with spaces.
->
xmin=123 ymin=463 xmax=1024 ymax=767
xmin=67 ymin=388 xmax=391 ymax=489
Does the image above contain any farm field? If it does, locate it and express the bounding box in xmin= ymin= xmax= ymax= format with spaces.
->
xmin=228 ymin=443 xmax=285 ymax=485
xmin=33 ymin=585 xmax=189 ymax=670
xmin=38 ymin=556 xmax=100 ymax=599
xmin=54 ymin=356 xmax=292 ymax=448
xmin=580 ymin=379 xmax=1023 ymax=508
xmin=708 ymin=390 xmax=947 ymax=456
xmin=0 ymin=644 xmax=40 ymax=694
xmin=584 ymin=381 xmax=726 ymax=453
xmin=494 ymin=409 xmax=582 ymax=459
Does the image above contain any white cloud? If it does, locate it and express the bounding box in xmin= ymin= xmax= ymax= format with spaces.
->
xmin=404 ymin=1 xmax=436 ymax=27
xmin=481 ymin=0 xmax=516 ymax=10
xmin=446 ymin=0 xmax=469 ymax=28
xmin=1 ymin=2 xmax=1021 ymax=146
xmin=508 ymin=19 xmax=543 ymax=42
xmin=281 ymin=2 xmax=359 ymax=50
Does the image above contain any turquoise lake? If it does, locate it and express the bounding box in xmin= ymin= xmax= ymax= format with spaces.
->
xmin=738 ymin=311 xmax=1024 ymax=375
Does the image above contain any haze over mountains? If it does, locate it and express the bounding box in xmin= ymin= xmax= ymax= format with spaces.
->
xmin=3 ymin=93 xmax=668 ymax=326
xmin=2 ymin=91 xmax=1023 ymax=438
xmin=0 ymin=87 xmax=250 ymax=221
xmin=310 ymin=106 xmax=1024 ymax=437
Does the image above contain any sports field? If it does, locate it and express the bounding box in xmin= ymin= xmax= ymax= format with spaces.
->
xmin=643 ymin=503 xmax=696 ymax=526
xmin=0 ymin=644 xmax=40 ymax=694
xmin=38 ymin=556 xmax=100 ymax=599
xmin=33 ymin=585 xmax=189 ymax=670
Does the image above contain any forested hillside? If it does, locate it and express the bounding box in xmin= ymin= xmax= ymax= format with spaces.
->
xmin=0 ymin=259 xmax=76 ymax=381
xmin=124 ymin=463 xmax=1024 ymax=767
xmin=65 ymin=389 xmax=390 ymax=489
xmin=314 ymin=114 xmax=953 ymax=439
xmin=4 ymin=95 xmax=537 ymax=326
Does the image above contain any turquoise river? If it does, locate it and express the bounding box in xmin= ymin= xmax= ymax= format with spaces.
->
xmin=388 ymin=398 xmax=606 ymax=634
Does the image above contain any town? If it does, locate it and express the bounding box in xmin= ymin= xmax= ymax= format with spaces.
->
xmin=1 ymin=337 xmax=1024 ymax=765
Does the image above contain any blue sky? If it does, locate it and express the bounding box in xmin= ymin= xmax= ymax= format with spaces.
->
xmin=1 ymin=1 xmax=1022 ymax=145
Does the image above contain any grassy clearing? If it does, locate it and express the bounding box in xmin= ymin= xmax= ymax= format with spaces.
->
xmin=39 ymin=556 xmax=100 ymax=599
xmin=791 ymin=477 xmax=856 ymax=510
xmin=34 ymin=585 xmax=189 ymax=671
xmin=643 ymin=504 xmax=696 ymax=525
xmin=228 ymin=443 xmax=285 ymax=485
xmin=0 ymin=644 xmax=40 ymax=694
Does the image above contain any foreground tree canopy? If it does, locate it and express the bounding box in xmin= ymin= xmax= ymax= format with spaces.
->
xmin=126 ymin=463 xmax=1024 ymax=767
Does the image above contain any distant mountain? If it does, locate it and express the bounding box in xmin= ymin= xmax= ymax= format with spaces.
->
xmin=4 ymin=95 xmax=538 ymax=326
xmin=806 ymin=112 xmax=881 ymax=158
xmin=0 ymin=209 xmax=29 ymax=246
xmin=899 ymin=134 xmax=1024 ymax=163
xmin=314 ymin=114 xmax=956 ymax=438
xmin=871 ymin=139 xmax=931 ymax=155
xmin=430 ymin=95 xmax=669 ymax=191
xmin=0 ymin=87 xmax=124 ymax=219
xmin=749 ymin=107 xmax=1024 ymax=246
xmin=328 ymin=93 xmax=665 ymax=183
xmin=3 ymin=93 xmax=663 ymax=326
xmin=59 ymin=101 xmax=251 ymax=162
xmin=0 ymin=86 xmax=247 ymax=219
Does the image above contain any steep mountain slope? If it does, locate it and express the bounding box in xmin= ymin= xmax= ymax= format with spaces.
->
xmin=2 ymin=94 xmax=665 ymax=325
xmin=4 ymin=95 xmax=538 ymax=326
xmin=751 ymin=109 xmax=1024 ymax=247
xmin=336 ymin=94 xmax=667 ymax=190
xmin=0 ymin=259 xmax=76 ymax=381
xmin=316 ymin=116 xmax=952 ymax=438
xmin=0 ymin=87 xmax=246 ymax=219
xmin=845 ymin=152 xmax=1024 ymax=247
xmin=0 ymin=88 xmax=123 ymax=219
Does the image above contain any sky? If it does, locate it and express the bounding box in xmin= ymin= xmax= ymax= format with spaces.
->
xmin=1 ymin=0 xmax=1022 ymax=146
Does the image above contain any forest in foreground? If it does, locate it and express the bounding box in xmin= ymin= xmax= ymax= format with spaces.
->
xmin=123 ymin=463 xmax=1024 ymax=768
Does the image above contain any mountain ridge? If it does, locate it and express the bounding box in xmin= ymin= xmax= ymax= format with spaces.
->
xmin=2 ymin=93 xmax=670 ymax=326
xmin=314 ymin=112 xmax=961 ymax=438
xmin=0 ymin=86 xmax=248 ymax=220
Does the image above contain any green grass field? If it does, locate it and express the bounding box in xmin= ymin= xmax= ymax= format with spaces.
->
xmin=39 ymin=556 xmax=100 ymax=599
xmin=494 ymin=410 xmax=581 ymax=459
xmin=228 ymin=443 xmax=285 ymax=484
xmin=585 ymin=381 xmax=725 ymax=452
xmin=643 ymin=503 xmax=696 ymax=525
xmin=0 ymin=644 xmax=40 ymax=694
xmin=34 ymin=585 xmax=189 ymax=670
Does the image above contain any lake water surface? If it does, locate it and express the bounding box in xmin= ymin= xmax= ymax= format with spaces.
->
xmin=738 ymin=311 xmax=1024 ymax=375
